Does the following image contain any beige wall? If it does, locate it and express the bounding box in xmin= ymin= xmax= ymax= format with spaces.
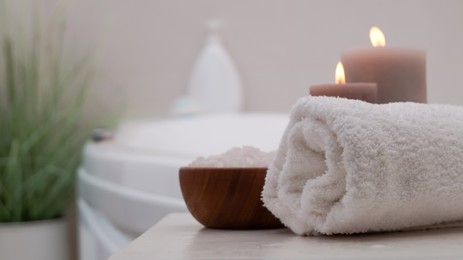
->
xmin=64 ymin=0 xmax=463 ymax=119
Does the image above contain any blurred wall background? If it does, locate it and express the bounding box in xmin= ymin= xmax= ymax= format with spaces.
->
xmin=62 ymin=0 xmax=463 ymax=119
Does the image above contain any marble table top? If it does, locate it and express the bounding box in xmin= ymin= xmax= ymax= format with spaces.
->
xmin=110 ymin=213 xmax=463 ymax=259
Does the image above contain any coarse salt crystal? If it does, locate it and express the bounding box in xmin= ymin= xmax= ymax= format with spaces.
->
xmin=188 ymin=146 xmax=275 ymax=168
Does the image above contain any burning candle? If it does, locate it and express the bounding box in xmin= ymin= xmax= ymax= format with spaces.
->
xmin=341 ymin=26 xmax=426 ymax=104
xmin=309 ymin=62 xmax=377 ymax=103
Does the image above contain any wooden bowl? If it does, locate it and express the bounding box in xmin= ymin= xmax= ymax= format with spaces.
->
xmin=179 ymin=167 xmax=284 ymax=229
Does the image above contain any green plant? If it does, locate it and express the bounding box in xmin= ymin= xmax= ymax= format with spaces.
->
xmin=0 ymin=1 xmax=97 ymax=222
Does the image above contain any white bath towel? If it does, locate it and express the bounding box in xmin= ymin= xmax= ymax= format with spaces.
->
xmin=262 ymin=96 xmax=463 ymax=235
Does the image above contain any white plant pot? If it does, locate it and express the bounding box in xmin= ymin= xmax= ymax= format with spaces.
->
xmin=0 ymin=218 xmax=69 ymax=260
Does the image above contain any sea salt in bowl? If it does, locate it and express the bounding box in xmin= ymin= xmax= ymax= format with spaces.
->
xmin=179 ymin=146 xmax=283 ymax=229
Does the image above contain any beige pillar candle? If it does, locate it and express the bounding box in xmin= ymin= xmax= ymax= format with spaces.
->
xmin=341 ymin=26 xmax=426 ymax=104
xmin=310 ymin=62 xmax=377 ymax=103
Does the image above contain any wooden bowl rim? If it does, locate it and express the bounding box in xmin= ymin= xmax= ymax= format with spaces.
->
xmin=180 ymin=166 xmax=268 ymax=171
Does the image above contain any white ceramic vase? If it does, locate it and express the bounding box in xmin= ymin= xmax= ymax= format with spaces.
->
xmin=0 ymin=218 xmax=69 ymax=260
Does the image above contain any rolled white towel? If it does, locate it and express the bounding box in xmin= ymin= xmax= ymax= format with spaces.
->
xmin=262 ymin=96 xmax=463 ymax=235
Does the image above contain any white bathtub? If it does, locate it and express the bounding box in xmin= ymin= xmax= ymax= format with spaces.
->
xmin=78 ymin=113 xmax=289 ymax=260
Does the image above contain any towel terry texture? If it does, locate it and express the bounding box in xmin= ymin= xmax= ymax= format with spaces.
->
xmin=262 ymin=96 xmax=463 ymax=235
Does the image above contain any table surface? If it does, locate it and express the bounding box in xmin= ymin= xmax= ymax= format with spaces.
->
xmin=110 ymin=213 xmax=463 ymax=260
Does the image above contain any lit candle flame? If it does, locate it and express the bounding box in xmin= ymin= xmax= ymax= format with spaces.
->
xmin=369 ymin=26 xmax=386 ymax=47
xmin=335 ymin=61 xmax=345 ymax=84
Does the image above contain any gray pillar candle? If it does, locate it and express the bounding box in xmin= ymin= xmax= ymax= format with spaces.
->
xmin=341 ymin=27 xmax=427 ymax=104
xmin=310 ymin=62 xmax=378 ymax=103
